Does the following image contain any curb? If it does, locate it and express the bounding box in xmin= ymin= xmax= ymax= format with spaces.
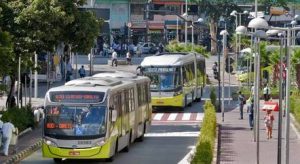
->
xmin=3 ymin=139 xmax=42 ymax=164
xmin=290 ymin=114 xmax=300 ymax=139
xmin=18 ymin=128 xmax=32 ymax=138
xmin=212 ymin=124 xmax=220 ymax=164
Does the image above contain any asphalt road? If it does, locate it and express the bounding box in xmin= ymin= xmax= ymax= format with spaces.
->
xmin=21 ymin=124 xmax=200 ymax=164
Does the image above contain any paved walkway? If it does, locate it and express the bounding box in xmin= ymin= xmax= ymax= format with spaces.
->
xmin=218 ymin=100 xmax=300 ymax=164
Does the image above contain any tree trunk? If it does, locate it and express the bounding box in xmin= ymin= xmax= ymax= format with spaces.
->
xmin=210 ymin=19 xmax=217 ymax=55
xmin=6 ymin=75 xmax=16 ymax=109
xmin=296 ymin=64 xmax=300 ymax=89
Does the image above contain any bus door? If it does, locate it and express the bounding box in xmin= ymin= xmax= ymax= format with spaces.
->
xmin=121 ymin=91 xmax=129 ymax=136
xmin=114 ymin=94 xmax=122 ymax=136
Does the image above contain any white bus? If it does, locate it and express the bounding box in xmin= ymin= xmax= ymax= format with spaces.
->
xmin=93 ymin=71 xmax=152 ymax=142
xmin=42 ymin=76 xmax=151 ymax=162
xmin=139 ymin=52 xmax=206 ymax=109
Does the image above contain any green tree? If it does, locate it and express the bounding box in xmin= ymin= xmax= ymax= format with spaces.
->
xmin=192 ymin=0 xmax=240 ymax=55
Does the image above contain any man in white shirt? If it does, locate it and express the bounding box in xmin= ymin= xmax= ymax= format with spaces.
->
xmin=1 ymin=121 xmax=16 ymax=156
xmin=263 ymin=84 xmax=271 ymax=101
xmin=111 ymin=51 xmax=118 ymax=67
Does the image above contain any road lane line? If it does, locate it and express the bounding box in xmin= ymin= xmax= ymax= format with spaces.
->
xmin=182 ymin=113 xmax=191 ymax=121
xmin=196 ymin=113 xmax=204 ymax=121
xmin=168 ymin=113 xmax=177 ymax=121
xmin=153 ymin=113 xmax=164 ymax=121
xmin=145 ymin=131 xmax=199 ymax=137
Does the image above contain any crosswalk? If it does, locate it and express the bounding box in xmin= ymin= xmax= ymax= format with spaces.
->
xmin=151 ymin=113 xmax=204 ymax=125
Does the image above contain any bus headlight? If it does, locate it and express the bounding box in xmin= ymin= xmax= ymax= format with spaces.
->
xmin=92 ymin=139 xmax=105 ymax=147
xmin=173 ymin=91 xmax=182 ymax=96
xmin=44 ymin=138 xmax=58 ymax=147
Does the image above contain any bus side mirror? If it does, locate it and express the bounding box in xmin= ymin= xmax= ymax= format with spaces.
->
xmin=111 ymin=110 xmax=117 ymax=122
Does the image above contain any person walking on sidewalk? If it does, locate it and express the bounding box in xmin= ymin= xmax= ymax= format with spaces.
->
xmin=247 ymin=97 xmax=254 ymax=130
xmin=263 ymin=84 xmax=271 ymax=101
xmin=126 ymin=51 xmax=132 ymax=65
xmin=264 ymin=109 xmax=274 ymax=139
xmin=1 ymin=120 xmax=17 ymax=156
xmin=78 ymin=65 xmax=86 ymax=78
xmin=111 ymin=50 xmax=118 ymax=67
xmin=238 ymin=91 xmax=245 ymax=119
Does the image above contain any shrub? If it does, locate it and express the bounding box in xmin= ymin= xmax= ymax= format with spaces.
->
xmin=1 ymin=105 xmax=34 ymax=132
xmin=192 ymin=100 xmax=217 ymax=164
xmin=210 ymin=87 xmax=217 ymax=108
xmin=291 ymin=94 xmax=300 ymax=124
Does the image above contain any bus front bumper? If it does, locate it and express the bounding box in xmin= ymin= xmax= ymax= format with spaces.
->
xmin=151 ymin=94 xmax=183 ymax=107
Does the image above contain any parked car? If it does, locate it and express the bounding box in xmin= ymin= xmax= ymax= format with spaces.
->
xmin=138 ymin=42 xmax=158 ymax=54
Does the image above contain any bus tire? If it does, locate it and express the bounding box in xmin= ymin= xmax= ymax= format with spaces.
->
xmin=123 ymin=131 xmax=131 ymax=152
xmin=107 ymin=138 xmax=118 ymax=162
xmin=53 ymin=158 xmax=62 ymax=163
xmin=137 ymin=123 xmax=145 ymax=142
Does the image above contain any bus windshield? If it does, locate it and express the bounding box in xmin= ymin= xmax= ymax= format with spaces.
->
xmin=44 ymin=105 xmax=106 ymax=139
xmin=144 ymin=67 xmax=181 ymax=91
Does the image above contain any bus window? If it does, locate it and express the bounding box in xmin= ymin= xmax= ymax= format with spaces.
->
xmin=44 ymin=105 xmax=106 ymax=138
xmin=160 ymin=73 xmax=174 ymax=90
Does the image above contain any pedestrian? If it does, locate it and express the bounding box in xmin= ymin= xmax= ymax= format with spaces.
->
xmin=159 ymin=42 xmax=164 ymax=53
xmin=247 ymin=97 xmax=254 ymax=130
xmin=1 ymin=120 xmax=17 ymax=156
xmin=212 ymin=62 xmax=218 ymax=79
xmin=264 ymin=109 xmax=274 ymax=139
xmin=66 ymin=61 xmax=73 ymax=82
xmin=263 ymin=84 xmax=271 ymax=101
xmin=251 ymin=85 xmax=255 ymax=96
xmin=126 ymin=51 xmax=132 ymax=65
xmin=111 ymin=50 xmax=118 ymax=67
xmin=0 ymin=116 xmax=3 ymax=147
xmin=78 ymin=65 xmax=86 ymax=78
xmin=238 ymin=91 xmax=245 ymax=119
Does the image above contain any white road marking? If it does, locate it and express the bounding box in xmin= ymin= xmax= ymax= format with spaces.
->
xmin=145 ymin=131 xmax=200 ymax=137
xmin=196 ymin=113 xmax=204 ymax=121
xmin=178 ymin=146 xmax=196 ymax=164
xmin=168 ymin=113 xmax=177 ymax=121
xmin=182 ymin=113 xmax=191 ymax=121
xmin=153 ymin=113 xmax=164 ymax=120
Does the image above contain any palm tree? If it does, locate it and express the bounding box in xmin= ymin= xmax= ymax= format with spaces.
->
xmin=291 ymin=48 xmax=300 ymax=89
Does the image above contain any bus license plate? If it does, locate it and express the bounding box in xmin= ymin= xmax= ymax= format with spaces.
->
xmin=69 ymin=151 xmax=80 ymax=156
xmin=157 ymin=101 xmax=164 ymax=104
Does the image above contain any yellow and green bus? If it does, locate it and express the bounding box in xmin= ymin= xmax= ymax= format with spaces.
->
xmin=42 ymin=76 xmax=151 ymax=162
xmin=139 ymin=52 xmax=206 ymax=109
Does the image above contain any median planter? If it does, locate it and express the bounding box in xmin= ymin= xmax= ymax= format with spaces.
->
xmin=191 ymin=101 xmax=217 ymax=164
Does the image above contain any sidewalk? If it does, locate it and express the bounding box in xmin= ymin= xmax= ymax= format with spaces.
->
xmin=218 ymin=101 xmax=300 ymax=164
xmin=0 ymin=126 xmax=42 ymax=164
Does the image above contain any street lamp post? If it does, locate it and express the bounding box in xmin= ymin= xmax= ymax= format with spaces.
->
xmin=230 ymin=10 xmax=249 ymax=71
xmin=247 ymin=17 xmax=269 ymax=164
xmin=185 ymin=0 xmax=188 ymax=44
xmin=220 ymin=30 xmax=228 ymax=122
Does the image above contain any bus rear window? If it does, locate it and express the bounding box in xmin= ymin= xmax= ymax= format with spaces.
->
xmin=49 ymin=91 xmax=105 ymax=103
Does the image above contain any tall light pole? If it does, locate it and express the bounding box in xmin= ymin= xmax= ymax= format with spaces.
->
xmin=230 ymin=10 xmax=249 ymax=71
xmin=220 ymin=30 xmax=228 ymax=122
xmin=248 ymin=17 xmax=269 ymax=164
xmin=185 ymin=0 xmax=188 ymax=44
xmin=266 ymin=29 xmax=285 ymax=163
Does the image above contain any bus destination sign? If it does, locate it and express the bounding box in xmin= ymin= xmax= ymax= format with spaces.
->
xmin=50 ymin=91 xmax=105 ymax=103
xmin=144 ymin=67 xmax=175 ymax=73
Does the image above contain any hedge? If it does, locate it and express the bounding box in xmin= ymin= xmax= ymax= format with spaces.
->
xmin=192 ymin=100 xmax=217 ymax=164
xmin=0 ymin=105 xmax=34 ymax=132
xmin=291 ymin=92 xmax=300 ymax=124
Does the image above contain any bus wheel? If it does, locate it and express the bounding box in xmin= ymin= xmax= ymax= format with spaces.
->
xmin=123 ymin=131 xmax=131 ymax=152
xmin=107 ymin=139 xmax=118 ymax=162
xmin=53 ymin=158 xmax=62 ymax=163
xmin=137 ymin=124 xmax=145 ymax=142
